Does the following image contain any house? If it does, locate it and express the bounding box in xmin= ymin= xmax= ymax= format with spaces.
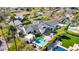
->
xmin=45 ymin=19 xmax=57 ymax=27
xmin=32 ymin=25 xmax=41 ymax=34
xmin=45 ymin=19 xmax=58 ymax=31
xmin=43 ymin=28 xmax=52 ymax=35
xmin=37 ymin=20 xmax=57 ymax=35
xmin=38 ymin=23 xmax=50 ymax=34
xmin=23 ymin=19 xmax=57 ymax=35
xmin=44 ymin=19 xmax=58 ymax=33
xmin=23 ymin=25 xmax=41 ymax=35
xmin=24 ymin=25 xmax=34 ymax=34
xmin=23 ymin=21 xmax=46 ymax=35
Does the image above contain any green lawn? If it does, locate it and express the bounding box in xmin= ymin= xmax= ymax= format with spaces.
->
xmin=67 ymin=29 xmax=79 ymax=36
xmin=61 ymin=33 xmax=79 ymax=48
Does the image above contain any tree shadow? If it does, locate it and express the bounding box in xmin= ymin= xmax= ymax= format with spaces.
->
xmin=61 ymin=35 xmax=70 ymax=39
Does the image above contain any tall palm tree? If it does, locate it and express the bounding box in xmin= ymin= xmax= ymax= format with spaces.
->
xmin=0 ymin=8 xmax=17 ymax=50
xmin=0 ymin=16 xmax=10 ymax=50
xmin=10 ymin=14 xmax=18 ymax=51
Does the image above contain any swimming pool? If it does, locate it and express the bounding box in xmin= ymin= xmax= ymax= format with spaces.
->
xmin=53 ymin=46 xmax=67 ymax=51
xmin=35 ymin=37 xmax=48 ymax=47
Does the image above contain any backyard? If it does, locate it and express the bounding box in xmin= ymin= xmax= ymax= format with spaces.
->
xmin=61 ymin=33 xmax=79 ymax=48
xmin=67 ymin=29 xmax=79 ymax=36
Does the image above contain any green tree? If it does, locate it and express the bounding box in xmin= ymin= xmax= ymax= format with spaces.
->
xmin=8 ymin=37 xmax=25 ymax=51
xmin=22 ymin=16 xmax=31 ymax=25
xmin=41 ymin=15 xmax=50 ymax=21
xmin=0 ymin=26 xmax=10 ymax=50
xmin=0 ymin=17 xmax=3 ymax=22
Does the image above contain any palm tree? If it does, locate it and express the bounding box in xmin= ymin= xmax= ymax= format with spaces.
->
xmin=65 ymin=23 xmax=71 ymax=31
xmin=12 ymin=32 xmax=17 ymax=51
xmin=0 ymin=25 xmax=9 ymax=50
xmin=10 ymin=14 xmax=18 ymax=51
xmin=0 ymin=16 xmax=10 ymax=50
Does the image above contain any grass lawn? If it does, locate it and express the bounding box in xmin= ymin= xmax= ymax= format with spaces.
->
xmin=61 ymin=33 xmax=79 ymax=48
xmin=67 ymin=29 xmax=79 ymax=36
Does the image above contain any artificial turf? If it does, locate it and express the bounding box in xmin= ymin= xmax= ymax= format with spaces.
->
xmin=61 ymin=33 xmax=79 ymax=48
xmin=67 ymin=29 xmax=79 ymax=36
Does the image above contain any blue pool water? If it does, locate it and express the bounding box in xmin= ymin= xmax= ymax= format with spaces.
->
xmin=53 ymin=46 xmax=67 ymax=51
xmin=35 ymin=37 xmax=48 ymax=46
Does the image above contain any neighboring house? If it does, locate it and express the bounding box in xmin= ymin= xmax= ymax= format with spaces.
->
xmin=3 ymin=16 xmax=10 ymax=22
xmin=61 ymin=17 xmax=70 ymax=24
xmin=9 ymin=20 xmax=23 ymax=35
xmin=69 ymin=24 xmax=76 ymax=27
xmin=0 ymin=14 xmax=10 ymax=22
xmin=9 ymin=20 xmax=22 ymax=26
xmin=70 ymin=7 xmax=79 ymax=13
xmin=15 ymin=16 xmax=24 ymax=21
xmin=32 ymin=19 xmax=42 ymax=25
xmin=69 ymin=26 xmax=79 ymax=31
xmin=35 ymin=12 xmax=42 ymax=17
